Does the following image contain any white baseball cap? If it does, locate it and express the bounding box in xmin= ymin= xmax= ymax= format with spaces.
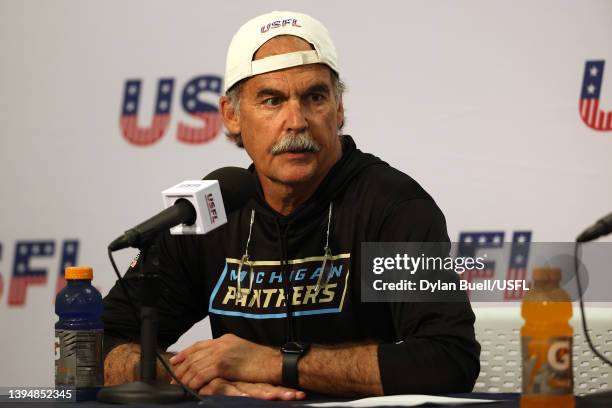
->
xmin=224 ymin=10 xmax=339 ymax=93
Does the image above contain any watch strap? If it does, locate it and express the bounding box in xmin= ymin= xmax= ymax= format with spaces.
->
xmin=282 ymin=351 xmax=301 ymax=388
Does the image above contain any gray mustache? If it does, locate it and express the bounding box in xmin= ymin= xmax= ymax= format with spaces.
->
xmin=270 ymin=132 xmax=321 ymax=155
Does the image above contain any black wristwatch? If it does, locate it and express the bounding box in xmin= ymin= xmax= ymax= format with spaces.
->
xmin=281 ymin=341 xmax=310 ymax=389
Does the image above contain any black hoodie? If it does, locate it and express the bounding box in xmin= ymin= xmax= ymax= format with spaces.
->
xmin=103 ymin=135 xmax=480 ymax=395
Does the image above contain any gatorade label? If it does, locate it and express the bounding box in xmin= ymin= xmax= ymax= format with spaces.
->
xmin=522 ymin=335 xmax=573 ymax=395
xmin=55 ymin=330 xmax=103 ymax=388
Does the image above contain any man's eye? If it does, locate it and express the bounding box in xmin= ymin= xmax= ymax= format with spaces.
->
xmin=263 ymin=97 xmax=281 ymax=106
xmin=309 ymin=93 xmax=325 ymax=103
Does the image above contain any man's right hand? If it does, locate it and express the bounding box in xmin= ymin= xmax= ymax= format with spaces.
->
xmin=104 ymin=343 xmax=141 ymax=386
xmin=105 ymin=344 xmax=304 ymax=400
xmin=104 ymin=343 xmax=173 ymax=386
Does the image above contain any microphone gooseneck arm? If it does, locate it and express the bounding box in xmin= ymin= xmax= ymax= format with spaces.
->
xmin=108 ymin=199 xmax=196 ymax=251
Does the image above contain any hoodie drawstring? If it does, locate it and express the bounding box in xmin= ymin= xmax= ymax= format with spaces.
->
xmin=315 ymin=202 xmax=334 ymax=293
xmin=236 ymin=210 xmax=255 ymax=300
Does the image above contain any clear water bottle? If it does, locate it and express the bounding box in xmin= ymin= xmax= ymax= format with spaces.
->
xmin=55 ymin=266 xmax=104 ymax=401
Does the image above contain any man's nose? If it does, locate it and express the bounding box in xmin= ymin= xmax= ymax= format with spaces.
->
xmin=285 ymin=99 xmax=308 ymax=132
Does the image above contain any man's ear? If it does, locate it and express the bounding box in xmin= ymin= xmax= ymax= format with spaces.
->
xmin=336 ymin=99 xmax=345 ymax=130
xmin=220 ymin=96 xmax=241 ymax=135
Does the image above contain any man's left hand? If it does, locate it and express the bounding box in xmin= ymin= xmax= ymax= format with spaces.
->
xmin=197 ymin=378 xmax=305 ymax=400
xmin=169 ymin=333 xmax=280 ymax=391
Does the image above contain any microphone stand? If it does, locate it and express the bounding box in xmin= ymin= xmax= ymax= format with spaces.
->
xmin=573 ymin=242 xmax=612 ymax=408
xmin=97 ymin=239 xmax=189 ymax=404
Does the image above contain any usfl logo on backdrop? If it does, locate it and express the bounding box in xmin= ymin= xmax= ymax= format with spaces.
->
xmin=119 ymin=75 xmax=224 ymax=146
xmin=579 ymin=60 xmax=611 ymax=131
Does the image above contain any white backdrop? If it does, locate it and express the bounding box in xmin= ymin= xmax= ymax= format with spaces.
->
xmin=1 ymin=0 xmax=611 ymax=387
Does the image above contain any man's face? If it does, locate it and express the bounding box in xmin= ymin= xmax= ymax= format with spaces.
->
xmin=221 ymin=36 xmax=344 ymax=187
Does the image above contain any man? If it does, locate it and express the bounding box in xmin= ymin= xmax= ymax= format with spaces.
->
xmin=103 ymin=11 xmax=480 ymax=400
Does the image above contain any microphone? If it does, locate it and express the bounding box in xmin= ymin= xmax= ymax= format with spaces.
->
xmin=576 ymin=212 xmax=612 ymax=242
xmin=108 ymin=167 xmax=255 ymax=251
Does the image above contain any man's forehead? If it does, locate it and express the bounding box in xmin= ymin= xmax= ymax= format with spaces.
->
xmin=245 ymin=63 xmax=333 ymax=94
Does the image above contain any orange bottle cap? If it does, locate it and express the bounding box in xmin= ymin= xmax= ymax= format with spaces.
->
xmin=65 ymin=266 xmax=93 ymax=280
xmin=532 ymin=267 xmax=561 ymax=282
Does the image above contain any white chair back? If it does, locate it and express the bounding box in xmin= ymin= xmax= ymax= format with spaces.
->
xmin=473 ymin=306 xmax=612 ymax=396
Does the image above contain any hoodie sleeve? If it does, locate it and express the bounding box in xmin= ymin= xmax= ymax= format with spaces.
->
xmin=374 ymin=199 xmax=481 ymax=394
xmin=102 ymin=232 xmax=208 ymax=355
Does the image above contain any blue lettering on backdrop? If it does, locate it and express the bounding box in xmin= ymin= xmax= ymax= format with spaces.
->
xmin=56 ymin=240 xmax=80 ymax=293
xmin=119 ymin=74 xmax=224 ymax=146
xmin=457 ymin=230 xmax=532 ymax=301
xmin=0 ymin=239 xmax=80 ymax=307
xmin=181 ymin=76 xmax=221 ymax=114
xmin=9 ymin=241 xmax=55 ymax=306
